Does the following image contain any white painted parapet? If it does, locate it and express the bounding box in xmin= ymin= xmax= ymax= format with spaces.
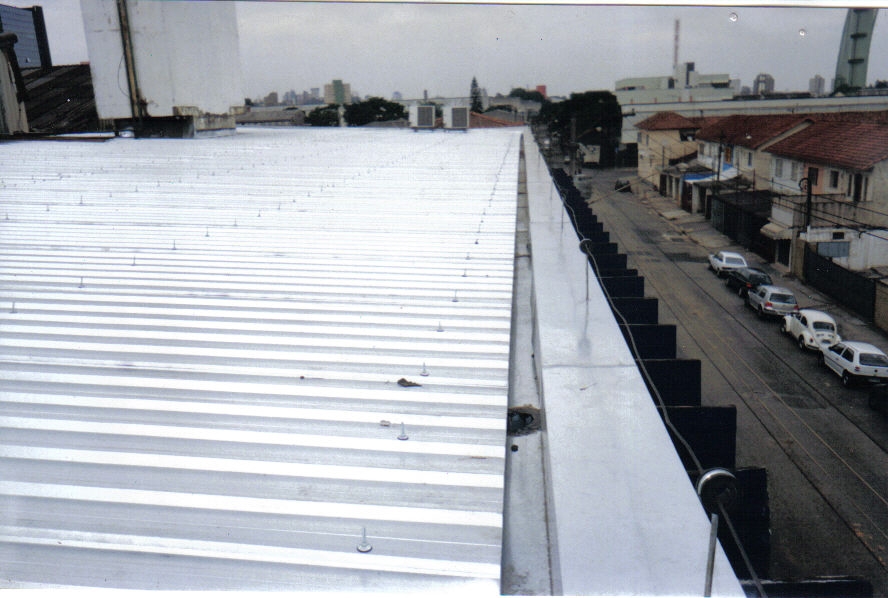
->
xmin=522 ymin=132 xmax=745 ymax=596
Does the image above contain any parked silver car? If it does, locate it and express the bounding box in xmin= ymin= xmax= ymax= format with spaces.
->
xmin=746 ymin=285 xmax=799 ymax=318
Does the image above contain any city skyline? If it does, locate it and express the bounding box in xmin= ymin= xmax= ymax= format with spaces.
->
xmin=6 ymin=1 xmax=888 ymax=101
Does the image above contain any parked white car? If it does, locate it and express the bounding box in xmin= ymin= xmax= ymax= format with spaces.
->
xmin=820 ymin=341 xmax=888 ymax=387
xmin=746 ymin=285 xmax=799 ymax=319
xmin=782 ymin=309 xmax=841 ymax=351
xmin=708 ymin=251 xmax=748 ymax=277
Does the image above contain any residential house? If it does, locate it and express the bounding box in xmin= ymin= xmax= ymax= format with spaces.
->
xmin=634 ymin=111 xmax=717 ymax=204
xmin=764 ymin=119 xmax=888 ymax=270
xmin=696 ymin=114 xmax=816 ymax=188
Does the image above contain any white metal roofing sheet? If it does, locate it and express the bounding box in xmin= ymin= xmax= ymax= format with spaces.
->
xmin=0 ymin=127 xmax=520 ymax=590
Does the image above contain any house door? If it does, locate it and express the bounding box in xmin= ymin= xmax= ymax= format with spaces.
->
xmin=853 ymin=173 xmax=863 ymax=202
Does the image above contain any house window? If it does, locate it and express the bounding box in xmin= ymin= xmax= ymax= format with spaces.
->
xmin=808 ymin=167 xmax=819 ymax=186
xmin=850 ymin=173 xmax=869 ymax=202
xmin=747 ymin=151 xmax=752 ymax=167
xmin=790 ymin=161 xmax=799 ymax=180
xmin=775 ymin=158 xmax=784 ymax=178
xmin=818 ymin=241 xmax=850 ymax=258
xmin=637 ymin=132 xmax=642 ymax=144
xmin=832 ymin=231 xmax=845 ymax=240
xmin=646 ymin=134 xmax=650 ymax=146
xmin=829 ymin=170 xmax=839 ymax=189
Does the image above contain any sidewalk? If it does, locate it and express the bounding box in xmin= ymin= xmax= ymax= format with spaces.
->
xmin=626 ymin=180 xmax=888 ymax=345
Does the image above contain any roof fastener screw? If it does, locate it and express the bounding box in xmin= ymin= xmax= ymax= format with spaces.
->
xmin=132 ymin=256 xmax=136 ymax=266
xmin=421 ymin=363 xmax=429 ymax=376
xmin=78 ymin=277 xmax=84 ymax=288
xmin=172 ymin=240 xmax=177 ymax=250
xmin=437 ymin=321 xmax=444 ymax=332
xmin=452 ymin=291 xmax=459 ymax=302
xmin=356 ymin=527 xmax=372 ymax=553
xmin=398 ymin=422 xmax=409 ymax=441
xmin=205 ymin=227 xmax=210 ymax=237
xmin=10 ymin=301 xmax=16 ymax=314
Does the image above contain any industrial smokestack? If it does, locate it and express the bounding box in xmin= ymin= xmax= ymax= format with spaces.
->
xmin=673 ymin=19 xmax=680 ymax=71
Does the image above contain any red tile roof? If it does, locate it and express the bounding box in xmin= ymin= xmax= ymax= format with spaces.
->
xmin=695 ymin=113 xmax=813 ymax=148
xmin=470 ymin=111 xmax=523 ymax=128
xmin=765 ymin=120 xmax=888 ymax=171
xmin=635 ymin=111 xmax=699 ymax=131
xmin=635 ymin=111 xmax=722 ymax=131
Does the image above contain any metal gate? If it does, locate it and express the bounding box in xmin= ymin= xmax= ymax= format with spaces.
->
xmin=804 ymin=244 xmax=876 ymax=320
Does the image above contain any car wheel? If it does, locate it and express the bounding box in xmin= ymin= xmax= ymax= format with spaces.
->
xmin=818 ymin=352 xmax=827 ymax=367
xmin=757 ymin=304 xmax=765 ymax=318
xmin=798 ymin=336 xmax=806 ymax=350
xmin=737 ymin=286 xmax=745 ymax=297
xmin=842 ymin=371 xmax=853 ymax=388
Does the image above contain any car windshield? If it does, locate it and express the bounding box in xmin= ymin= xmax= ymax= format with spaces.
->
xmin=726 ymin=257 xmax=745 ymax=265
xmin=859 ymin=353 xmax=888 ymax=367
xmin=812 ymin=321 xmax=835 ymax=332
xmin=770 ymin=293 xmax=795 ymax=303
xmin=750 ymin=273 xmax=771 ymax=285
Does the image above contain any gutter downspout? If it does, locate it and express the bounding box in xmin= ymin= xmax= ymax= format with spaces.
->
xmin=116 ymin=0 xmax=146 ymax=124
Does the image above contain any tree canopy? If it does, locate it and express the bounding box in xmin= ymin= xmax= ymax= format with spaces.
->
xmin=509 ymin=88 xmax=545 ymax=103
xmin=305 ymin=105 xmax=341 ymax=127
xmin=536 ymin=91 xmax=623 ymax=166
xmin=344 ymin=97 xmax=406 ymax=126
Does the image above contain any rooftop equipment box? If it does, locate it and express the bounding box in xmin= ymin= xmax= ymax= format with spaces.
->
xmin=81 ymin=0 xmax=244 ymax=135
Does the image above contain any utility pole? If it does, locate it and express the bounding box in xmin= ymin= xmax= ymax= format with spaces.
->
xmin=801 ymin=168 xmax=814 ymax=229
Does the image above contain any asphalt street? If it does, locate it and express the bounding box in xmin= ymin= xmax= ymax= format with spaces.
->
xmin=580 ymin=166 xmax=888 ymax=594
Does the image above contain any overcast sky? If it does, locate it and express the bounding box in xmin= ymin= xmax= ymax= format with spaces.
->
xmin=11 ymin=1 xmax=888 ymax=100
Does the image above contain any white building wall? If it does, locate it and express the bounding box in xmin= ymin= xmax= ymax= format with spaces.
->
xmin=81 ymin=0 xmax=243 ymax=121
xmin=804 ymin=228 xmax=888 ymax=270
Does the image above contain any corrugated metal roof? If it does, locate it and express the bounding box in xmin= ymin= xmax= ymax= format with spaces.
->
xmin=0 ymin=127 xmax=520 ymax=590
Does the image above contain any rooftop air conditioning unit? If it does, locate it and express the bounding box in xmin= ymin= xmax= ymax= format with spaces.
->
xmin=445 ymin=106 xmax=470 ymax=130
xmin=410 ymin=105 xmax=435 ymax=129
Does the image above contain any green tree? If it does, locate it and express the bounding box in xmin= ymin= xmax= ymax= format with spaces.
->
xmin=344 ymin=97 xmax=406 ymax=126
xmin=470 ymin=77 xmax=483 ymax=113
xmin=305 ymin=105 xmax=341 ymax=127
xmin=509 ymin=88 xmax=545 ymax=103
xmin=537 ymin=91 xmax=623 ymax=167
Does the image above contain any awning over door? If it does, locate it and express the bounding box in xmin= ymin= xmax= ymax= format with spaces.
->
xmin=760 ymin=221 xmax=793 ymax=240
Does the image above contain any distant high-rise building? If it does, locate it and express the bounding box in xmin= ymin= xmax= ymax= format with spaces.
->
xmin=809 ymin=74 xmax=826 ymax=97
xmin=392 ymin=91 xmax=402 ymax=101
xmin=323 ymin=80 xmax=351 ymax=105
xmin=282 ymin=90 xmax=297 ymax=105
xmin=310 ymin=88 xmax=320 ymax=100
xmin=753 ymin=73 xmax=775 ymax=95
xmin=535 ymin=85 xmax=547 ymax=99
xmin=263 ymin=91 xmax=279 ymax=106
